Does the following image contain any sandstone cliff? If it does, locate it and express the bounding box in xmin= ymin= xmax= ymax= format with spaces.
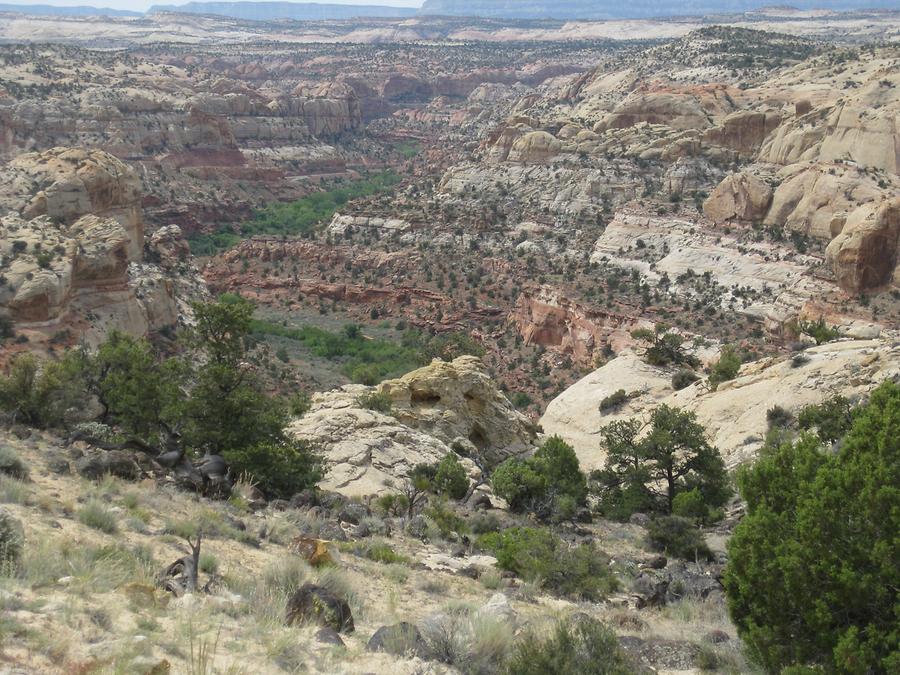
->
xmin=0 ymin=148 xmax=205 ymax=347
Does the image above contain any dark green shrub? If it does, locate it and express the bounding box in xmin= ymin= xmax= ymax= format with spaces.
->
xmin=766 ymin=405 xmax=793 ymax=429
xmin=791 ymin=353 xmax=810 ymax=368
xmin=492 ymin=436 xmax=587 ymax=519
xmin=671 ymin=488 xmax=709 ymax=523
xmin=0 ymin=507 xmax=24 ymax=573
xmin=491 ymin=459 xmax=545 ymax=512
xmin=224 ymin=439 xmax=323 ymax=500
xmin=646 ymin=516 xmax=713 ymax=561
xmin=362 ymin=542 xmax=409 ymax=565
xmin=708 ymin=345 xmax=741 ymax=390
xmin=468 ymin=512 xmax=502 ymax=535
xmin=631 ymin=323 xmax=699 ymax=367
xmin=504 ymin=616 xmax=634 ymax=675
xmin=425 ymin=499 xmax=467 ymax=538
xmin=672 ymin=368 xmax=699 ymax=390
xmin=356 ymin=390 xmax=393 ymax=413
xmin=432 ymin=453 xmax=469 ymax=500
xmin=0 ymin=352 xmax=86 ymax=429
xmin=0 ymin=446 xmax=28 ymax=480
xmin=599 ymin=389 xmax=631 ymax=412
xmin=726 ymin=381 xmax=899 ymax=673
xmin=797 ymin=395 xmax=854 ymax=444
xmin=798 ymin=318 xmax=840 ymax=345
xmin=480 ymin=527 xmax=618 ymax=601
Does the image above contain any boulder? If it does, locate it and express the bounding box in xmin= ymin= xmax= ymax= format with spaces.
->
xmin=315 ymin=627 xmax=345 ymax=647
xmin=825 ymin=198 xmax=900 ymax=294
xmin=285 ymin=583 xmax=354 ymax=633
xmin=378 ymin=356 xmax=537 ymax=464
xmin=703 ymin=172 xmax=772 ymax=224
xmin=366 ymin=622 xmax=426 ymax=657
xmin=506 ymin=130 xmax=562 ymax=164
xmin=75 ymin=450 xmax=141 ymax=481
xmin=474 ymin=593 xmax=516 ymax=624
xmin=288 ymin=537 xmax=333 ymax=567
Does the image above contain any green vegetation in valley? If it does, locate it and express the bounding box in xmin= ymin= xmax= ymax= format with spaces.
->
xmin=250 ymin=319 xmax=484 ymax=385
xmin=189 ymin=171 xmax=402 ymax=256
xmin=393 ymin=140 xmax=421 ymax=159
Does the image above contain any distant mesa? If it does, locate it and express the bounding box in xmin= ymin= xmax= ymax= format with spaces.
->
xmin=0 ymin=3 xmax=141 ymax=16
xmin=147 ymin=2 xmax=418 ymax=21
xmin=418 ymin=0 xmax=900 ymax=20
xmin=4 ymin=1 xmax=899 ymax=22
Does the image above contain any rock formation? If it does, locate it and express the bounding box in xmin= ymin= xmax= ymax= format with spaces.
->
xmin=1 ymin=147 xmax=144 ymax=258
xmin=290 ymin=356 xmax=536 ymax=496
xmin=378 ymin=355 xmax=537 ymax=461
xmin=511 ymin=287 xmax=641 ymax=364
xmin=703 ymin=172 xmax=772 ymax=224
xmin=0 ymin=147 xmax=205 ymax=346
xmin=825 ymin=198 xmax=900 ymax=294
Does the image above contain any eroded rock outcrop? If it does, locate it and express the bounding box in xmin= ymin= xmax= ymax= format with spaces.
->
xmin=0 ymin=148 xmax=205 ymax=344
xmin=290 ymin=356 xmax=536 ymax=496
xmin=511 ymin=287 xmax=642 ymax=364
xmin=764 ymin=162 xmax=892 ymax=240
xmin=826 ymin=198 xmax=900 ymax=294
xmin=1 ymin=147 xmax=144 ymax=259
xmin=379 ymin=355 xmax=538 ymax=460
xmin=703 ymin=172 xmax=772 ymax=224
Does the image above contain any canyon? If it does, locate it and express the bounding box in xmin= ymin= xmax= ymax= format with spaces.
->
xmin=0 ymin=7 xmax=898 ymax=674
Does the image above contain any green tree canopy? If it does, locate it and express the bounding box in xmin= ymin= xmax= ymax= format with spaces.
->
xmin=492 ymin=436 xmax=587 ymax=519
xmin=630 ymin=323 xmax=699 ymax=368
xmin=595 ymin=405 xmax=730 ymax=520
xmin=725 ymin=381 xmax=899 ymax=673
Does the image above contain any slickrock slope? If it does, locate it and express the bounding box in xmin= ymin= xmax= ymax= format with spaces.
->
xmin=541 ymin=338 xmax=900 ymax=472
xmin=590 ymin=210 xmax=832 ymax=330
xmin=0 ymin=147 xmax=205 ymax=347
xmin=290 ymin=356 xmax=537 ymax=496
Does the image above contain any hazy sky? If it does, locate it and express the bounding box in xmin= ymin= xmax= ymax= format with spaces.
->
xmin=7 ymin=0 xmax=425 ymax=10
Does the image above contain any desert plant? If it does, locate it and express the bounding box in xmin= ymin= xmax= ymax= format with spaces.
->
xmin=631 ymin=323 xmax=699 ymax=367
xmin=726 ymin=381 xmax=899 ymax=673
xmin=672 ymin=368 xmax=699 ymax=390
xmin=479 ymin=527 xmax=618 ymax=601
xmin=647 ymin=515 xmax=713 ymax=561
xmin=356 ymin=390 xmax=393 ymax=413
xmin=797 ymin=318 xmax=840 ymax=345
xmin=0 ymin=507 xmax=24 ymax=573
xmin=596 ymin=405 xmax=731 ymax=519
xmin=77 ymin=499 xmax=119 ymax=534
xmin=433 ymin=453 xmax=469 ymax=500
xmin=797 ymin=395 xmax=855 ymax=444
xmin=708 ymin=345 xmax=742 ymax=390
xmin=504 ymin=616 xmax=634 ymax=675
xmin=0 ymin=446 xmax=28 ymax=480
xmin=224 ymin=438 xmax=323 ymax=500
xmin=492 ymin=436 xmax=587 ymax=519
xmin=766 ymin=405 xmax=793 ymax=429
